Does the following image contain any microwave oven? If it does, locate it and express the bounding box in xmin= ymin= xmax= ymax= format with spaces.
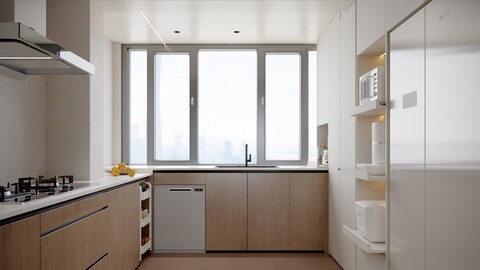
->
xmin=359 ymin=66 xmax=385 ymax=105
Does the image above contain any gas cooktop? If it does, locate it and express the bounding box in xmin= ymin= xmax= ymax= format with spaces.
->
xmin=0 ymin=175 xmax=96 ymax=203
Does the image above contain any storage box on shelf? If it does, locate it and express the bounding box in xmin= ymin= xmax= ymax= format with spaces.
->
xmin=139 ymin=182 xmax=152 ymax=260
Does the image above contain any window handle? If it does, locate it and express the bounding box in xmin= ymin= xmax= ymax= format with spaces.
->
xmin=261 ymin=97 xmax=264 ymax=106
xmin=191 ymin=97 xmax=194 ymax=106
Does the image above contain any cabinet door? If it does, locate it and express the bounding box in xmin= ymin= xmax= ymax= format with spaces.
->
xmin=389 ymin=7 xmax=426 ymax=270
xmin=386 ymin=0 xmax=424 ymax=31
xmin=425 ymin=1 xmax=480 ymax=269
xmin=248 ymin=173 xmax=289 ymax=250
xmin=41 ymin=209 xmax=108 ymax=270
xmin=0 ymin=216 xmax=40 ymax=270
xmin=339 ymin=3 xmax=357 ymax=270
xmin=108 ymin=188 xmax=124 ymax=270
xmin=289 ymin=173 xmax=328 ymax=251
xmin=154 ymin=172 xmax=206 ymax=185
xmin=206 ymin=173 xmax=247 ymax=250
xmin=123 ymin=183 xmax=140 ymax=269
xmin=356 ymin=0 xmax=386 ymax=54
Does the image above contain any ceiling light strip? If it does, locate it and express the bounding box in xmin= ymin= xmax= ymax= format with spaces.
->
xmin=140 ymin=11 xmax=166 ymax=46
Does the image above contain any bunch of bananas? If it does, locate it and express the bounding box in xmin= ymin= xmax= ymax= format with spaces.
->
xmin=111 ymin=162 xmax=136 ymax=177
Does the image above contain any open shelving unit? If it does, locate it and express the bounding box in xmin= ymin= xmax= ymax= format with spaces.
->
xmin=139 ymin=182 xmax=152 ymax=261
xmin=342 ymin=22 xmax=387 ymax=258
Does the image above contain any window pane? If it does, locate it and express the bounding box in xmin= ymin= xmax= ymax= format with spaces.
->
xmin=265 ymin=53 xmax=301 ymax=160
xmin=308 ymin=51 xmax=318 ymax=161
xmin=154 ymin=54 xmax=190 ymax=160
xmin=198 ymin=50 xmax=257 ymax=164
xmin=129 ymin=50 xmax=147 ymax=164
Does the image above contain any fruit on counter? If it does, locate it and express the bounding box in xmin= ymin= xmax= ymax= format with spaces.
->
xmin=110 ymin=162 xmax=136 ymax=177
xmin=111 ymin=166 xmax=120 ymax=176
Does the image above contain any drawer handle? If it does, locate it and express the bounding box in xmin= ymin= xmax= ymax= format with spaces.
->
xmin=169 ymin=188 xmax=192 ymax=192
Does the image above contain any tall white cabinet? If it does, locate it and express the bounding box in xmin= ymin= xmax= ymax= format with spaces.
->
xmin=318 ymin=3 xmax=356 ymax=270
xmin=390 ymin=0 xmax=480 ymax=269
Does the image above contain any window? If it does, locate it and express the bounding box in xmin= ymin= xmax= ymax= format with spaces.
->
xmin=154 ymin=53 xmax=190 ymax=161
xmin=198 ymin=50 xmax=257 ymax=164
xmin=128 ymin=50 xmax=147 ymax=164
xmin=265 ymin=53 xmax=301 ymax=160
xmin=123 ymin=45 xmax=315 ymax=165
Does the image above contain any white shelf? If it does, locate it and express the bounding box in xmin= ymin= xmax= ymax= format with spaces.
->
xmin=140 ymin=239 xmax=151 ymax=255
xmin=344 ymin=167 xmax=385 ymax=181
xmin=342 ymin=225 xmax=386 ymax=254
xmin=140 ymin=213 xmax=151 ymax=228
xmin=351 ymin=100 xmax=386 ymax=117
xmin=139 ymin=182 xmax=152 ymax=261
xmin=140 ymin=188 xmax=151 ymax=201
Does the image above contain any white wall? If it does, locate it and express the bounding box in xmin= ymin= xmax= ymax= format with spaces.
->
xmin=0 ymin=75 xmax=46 ymax=186
xmin=103 ymin=37 xmax=113 ymax=167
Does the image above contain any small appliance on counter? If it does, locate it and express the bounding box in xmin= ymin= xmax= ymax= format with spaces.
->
xmin=355 ymin=200 xmax=386 ymax=243
xmin=359 ymin=66 xmax=385 ymax=105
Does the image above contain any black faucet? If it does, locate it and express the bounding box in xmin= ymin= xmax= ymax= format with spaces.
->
xmin=245 ymin=144 xmax=252 ymax=167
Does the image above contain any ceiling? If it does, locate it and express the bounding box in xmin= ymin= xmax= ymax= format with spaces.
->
xmin=94 ymin=0 xmax=352 ymax=44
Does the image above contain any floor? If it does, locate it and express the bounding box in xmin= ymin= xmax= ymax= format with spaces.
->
xmin=138 ymin=253 xmax=342 ymax=270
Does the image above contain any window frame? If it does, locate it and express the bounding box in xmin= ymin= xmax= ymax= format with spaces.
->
xmin=122 ymin=44 xmax=315 ymax=165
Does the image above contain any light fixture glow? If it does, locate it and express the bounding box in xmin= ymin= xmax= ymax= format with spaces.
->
xmin=381 ymin=52 xmax=386 ymax=57
xmin=140 ymin=11 xmax=166 ymax=45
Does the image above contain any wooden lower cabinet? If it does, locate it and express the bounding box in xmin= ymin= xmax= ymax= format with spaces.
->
xmin=290 ymin=173 xmax=329 ymax=251
xmin=108 ymin=182 xmax=140 ymax=270
xmin=248 ymin=173 xmax=290 ymax=250
xmin=123 ymin=182 xmax=140 ymax=269
xmin=90 ymin=255 xmax=109 ymax=270
xmin=0 ymin=215 xmax=40 ymax=270
xmin=41 ymin=208 xmax=108 ymax=270
xmin=206 ymin=173 xmax=248 ymax=250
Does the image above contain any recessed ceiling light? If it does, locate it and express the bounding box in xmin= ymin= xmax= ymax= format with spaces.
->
xmin=174 ymin=31 xmax=180 ymax=34
xmin=234 ymin=30 xmax=240 ymax=34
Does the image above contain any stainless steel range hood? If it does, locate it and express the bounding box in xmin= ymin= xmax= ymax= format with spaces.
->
xmin=0 ymin=22 xmax=95 ymax=78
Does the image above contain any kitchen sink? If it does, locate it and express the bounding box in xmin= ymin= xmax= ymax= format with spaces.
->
xmin=215 ymin=165 xmax=278 ymax=168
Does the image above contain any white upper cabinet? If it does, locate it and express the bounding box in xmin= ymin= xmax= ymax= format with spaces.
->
xmin=316 ymin=13 xmax=340 ymax=126
xmin=356 ymin=0 xmax=386 ymax=55
xmin=386 ymin=0 xmax=424 ymax=31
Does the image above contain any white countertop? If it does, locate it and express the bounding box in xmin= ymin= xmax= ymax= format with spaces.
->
xmin=129 ymin=165 xmax=329 ymax=172
xmin=0 ymin=172 xmax=152 ymax=222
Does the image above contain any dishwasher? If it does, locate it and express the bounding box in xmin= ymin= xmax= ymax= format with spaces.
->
xmin=154 ymin=185 xmax=205 ymax=253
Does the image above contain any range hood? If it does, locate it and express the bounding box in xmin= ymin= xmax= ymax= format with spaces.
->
xmin=0 ymin=22 xmax=95 ymax=78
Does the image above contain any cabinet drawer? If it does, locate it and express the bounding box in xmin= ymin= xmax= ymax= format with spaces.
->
xmin=154 ymin=173 xmax=206 ymax=185
xmin=41 ymin=193 xmax=108 ymax=234
xmin=89 ymin=254 xmax=109 ymax=270
xmin=41 ymin=208 xmax=108 ymax=270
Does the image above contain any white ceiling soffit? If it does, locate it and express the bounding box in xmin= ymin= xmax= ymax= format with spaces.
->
xmin=94 ymin=0 xmax=352 ymax=44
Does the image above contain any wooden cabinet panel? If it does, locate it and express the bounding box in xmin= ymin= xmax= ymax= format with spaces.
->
xmin=108 ymin=187 xmax=124 ymax=270
xmin=290 ymin=173 xmax=328 ymax=251
xmin=41 ymin=215 xmax=87 ymax=270
xmin=0 ymin=215 xmax=40 ymax=270
xmin=206 ymin=173 xmax=247 ymax=250
xmin=85 ymin=210 xmax=109 ymax=267
xmin=90 ymin=255 xmax=109 ymax=270
xmin=248 ymin=173 xmax=290 ymax=250
xmin=123 ymin=182 xmax=140 ymax=269
xmin=154 ymin=172 xmax=206 ymax=185
xmin=40 ymin=193 xmax=108 ymax=233
xmin=41 ymin=209 xmax=108 ymax=270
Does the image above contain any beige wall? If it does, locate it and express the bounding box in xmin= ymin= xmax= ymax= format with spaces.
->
xmin=0 ymin=0 xmax=115 ymax=184
xmin=0 ymin=75 xmax=47 ymax=186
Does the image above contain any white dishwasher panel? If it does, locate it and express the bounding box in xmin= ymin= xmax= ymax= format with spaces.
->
xmin=154 ymin=186 xmax=205 ymax=253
